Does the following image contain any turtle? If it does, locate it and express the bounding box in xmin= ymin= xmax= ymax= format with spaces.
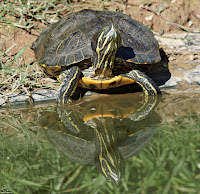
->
xmin=39 ymin=93 xmax=161 ymax=184
xmin=32 ymin=9 xmax=162 ymax=104
xmin=39 ymin=93 xmax=162 ymax=184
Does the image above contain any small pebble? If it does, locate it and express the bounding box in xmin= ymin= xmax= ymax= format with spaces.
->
xmin=145 ymin=15 xmax=153 ymax=21
xmin=189 ymin=54 xmax=198 ymax=61
xmin=169 ymin=56 xmax=176 ymax=61
xmin=188 ymin=20 xmax=193 ymax=27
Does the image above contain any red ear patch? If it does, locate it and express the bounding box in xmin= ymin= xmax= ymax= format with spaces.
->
xmin=91 ymin=31 xmax=98 ymax=42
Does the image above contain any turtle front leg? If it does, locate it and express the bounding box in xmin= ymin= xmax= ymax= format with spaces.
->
xmin=57 ymin=66 xmax=81 ymax=105
xmin=122 ymin=70 xmax=162 ymax=95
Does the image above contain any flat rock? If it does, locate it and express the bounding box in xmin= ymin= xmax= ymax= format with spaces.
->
xmin=184 ymin=65 xmax=200 ymax=85
xmin=0 ymin=89 xmax=58 ymax=107
xmin=156 ymin=33 xmax=200 ymax=53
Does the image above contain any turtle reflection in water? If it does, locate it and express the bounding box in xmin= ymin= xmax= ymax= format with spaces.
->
xmin=32 ymin=9 xmax=163 ymax=105
xmin=39 ymin=94 xmax=161 ymax=184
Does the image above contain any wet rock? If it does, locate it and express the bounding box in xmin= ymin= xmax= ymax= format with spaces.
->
xmin=163 ymin=86 xmax=200 ymax=95
xmin=0 ymin=89 xmax=58 ymax=107
xmin=160 ymin=77 xmax=182 ymax=88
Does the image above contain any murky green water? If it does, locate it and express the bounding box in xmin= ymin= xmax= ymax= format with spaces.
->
xmin=0 ymin=91 xmax=199 ymax=194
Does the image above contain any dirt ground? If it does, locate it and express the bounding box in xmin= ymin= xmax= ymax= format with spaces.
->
xmin=0 ymin=0 xmax=200 ymax=98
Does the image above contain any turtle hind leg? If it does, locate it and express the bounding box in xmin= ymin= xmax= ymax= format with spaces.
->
xmin=125 ymin=70 xmax=161 ymax=95
xmin=57 ymin=66 xmax=81 ymax=105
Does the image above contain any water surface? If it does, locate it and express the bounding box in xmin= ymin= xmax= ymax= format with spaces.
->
xmin=0 ymin=91 xmax=199 ymax=193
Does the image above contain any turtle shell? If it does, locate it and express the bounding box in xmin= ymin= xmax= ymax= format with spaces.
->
xmin=39 ymin=93 xmax=161 ymax=165
xmin=32 ymin=9 xmax=161 ymax=71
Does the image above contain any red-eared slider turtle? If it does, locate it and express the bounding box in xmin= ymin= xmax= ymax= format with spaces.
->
xmin=32 ymin=9 xmax=162 ymax=104
xmin=40 ymin=94 xmax=161 ymax=184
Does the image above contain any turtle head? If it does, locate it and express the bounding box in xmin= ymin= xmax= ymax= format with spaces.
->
xmin=91 ymin=24 xmax=121 ymax=77
xmin=94 ymin=118 xmax=124 ymax=185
